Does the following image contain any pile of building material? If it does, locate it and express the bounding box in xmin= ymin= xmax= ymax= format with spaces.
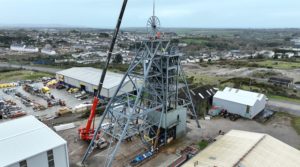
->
xmin=23 ymin=84 xmax=65 ymax=108
xmin=55 ymin=107 xmax=72 ymax=116
xmin=32 ymin=102 xmax=47 ymax=111
xmin=168 ymin=146 xmax=199 ymax=167
xmin=67 ymin=88 xmax=79 ymax=94
xmin=23 ymin=84 xmax=40 ymax=94
xmin=0 ymin=98 xmax=26 ymax=119
xmin=54 ymin=123 xmax=76 ymax=131
xmin=2 ymin=88 xmax=16 ymax=95
xmin=45 ymin=79 xmax=58 ymax=88
xmin=15 ymin=92 xmax=33 ymax=106
xmin=0 ymin=83 xmax=18 ymax=88
xmin=75 ymin=91 xmax=88 ymax=100
xmin=73 ymin=103 xmax=92 ymax=113
xmin=15 ymin=91 xmax=47 ymax=111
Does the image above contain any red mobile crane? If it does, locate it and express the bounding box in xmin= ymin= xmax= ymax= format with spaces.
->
xmin=78 ymin=0 xmax=128 ymax=141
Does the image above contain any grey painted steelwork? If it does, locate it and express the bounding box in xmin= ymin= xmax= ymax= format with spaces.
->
xmin=81 ymin=1 xmax=199 ymax=165
xmin=147 ymin=0 xmax=160 ymax=37
xmin=81 ymin=39 xmax=200 ymax=167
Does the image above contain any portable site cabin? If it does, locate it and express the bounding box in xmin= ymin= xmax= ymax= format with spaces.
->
xmin=56 ymin=67 xmax=135 ymax=98
xmin=0 ymin=116 xmax=69 ymax=167
xmin=213 ymin=87 xmax=267 ymax=119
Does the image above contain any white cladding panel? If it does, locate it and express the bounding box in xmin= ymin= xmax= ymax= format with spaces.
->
xmin=213 ymin=97 xmax=248 ymax=117
xmin=26 ymin=152 xmax=48 ymax=167
xmin=147 ymin=107 xmax=187 ymax=138
xmin=250 ymin=96 xmax=267 ymax=119
xmin=53 ymin=145 xmax=69 ymax=167
xmin=7 ymin=145 xmax=68 ymax=167
xmin=7 ymin=164 xmax=19 ymax=167
xmin=108 ymin=80 xmax=134 ymax=98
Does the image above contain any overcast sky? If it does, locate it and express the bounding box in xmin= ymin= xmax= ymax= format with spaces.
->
xmin=0 ymin=0 xmax=300 ymax=28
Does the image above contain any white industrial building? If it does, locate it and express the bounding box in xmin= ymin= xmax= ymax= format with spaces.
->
xmin=10 ymin=44 xmax=39 ymax=53
xmin=183 ymin=130 xmax=300 ymax=167
xmin=56 ymin=67 xmax=135 ymax=98
xmin=213 ymin=87 xmax=267 ymax=119
xmin=0 ymin=116 xmax=69 ymax=167
xmin=41 ymin=48 xmax=57 ymax=55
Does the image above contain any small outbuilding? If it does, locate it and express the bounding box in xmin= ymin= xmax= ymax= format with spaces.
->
xmin=0 ymin=116 xmax=69 ymax=167
xmin=213 ymin=87 xmax=267 ymax=119
xmin=268 ymin=76 xmax=294 ymax=87
xmin=186 ymin=85 xmax=217 ymax=116
xmin=56 ymin=67 xmax=135 ymax=98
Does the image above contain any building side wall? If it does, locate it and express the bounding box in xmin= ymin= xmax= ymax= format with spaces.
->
xmin=174 ymin=107 xmax=187 ymax=138
xmin=27 ymin=152 xmax=48 ymax=167
xmin=147 ymin=107 xmax=187 ymax=138
xmin=10 ymin=46 xmax=39 ymax=53
xmin=250 ymin=96 xmax=267 ymax=119
xmin=53 ymin=145 xmax=69 ymax=167
xmin=56 ymin=74 xmax=114 ymax=98
xmin=6 ymin=145 xmax=68 ymax=167
xmin=108 ymin=80 xmax=134 ymax=98
xmin=213 ymin=97 xmax=249 ymax=118
xmin=7 ymin=163 xmax=19 ymax=167
xmin=7 ymin=152 xmax=48 ymax=167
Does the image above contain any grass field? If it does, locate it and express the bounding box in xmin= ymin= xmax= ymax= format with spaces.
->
xmin=187 ymin=74 xmax=225 ymax=86
xmin=268 ymin=95 xmax=300 ymax=104
xmin=276 ymin=112 xmax=300 ymax=135
xmin=0 ymin=70 xmax=53 ymax=82
xmin=216 ymin=59 xmax=300 ymax=70
xmin=292 ymin=116 xmax=300 ymax=135
xmin=254 ymin=60 xmax=300 ymax=70
xmin=182 ymin=38 xmax=208 ymax=45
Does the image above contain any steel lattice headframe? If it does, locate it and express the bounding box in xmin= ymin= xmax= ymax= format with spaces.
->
xmin=82 ymin=39 xmax=200 ymax=167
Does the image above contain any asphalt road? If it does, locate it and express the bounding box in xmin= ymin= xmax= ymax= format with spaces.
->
xmin=0 ymin=62 xmax=62 ymax=74
xmin=267 ymin=99 xmax=300 ymax=116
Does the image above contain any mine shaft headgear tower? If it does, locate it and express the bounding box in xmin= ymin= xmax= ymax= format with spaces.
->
xmin=82 ymin=1 xmax=200 ymax=166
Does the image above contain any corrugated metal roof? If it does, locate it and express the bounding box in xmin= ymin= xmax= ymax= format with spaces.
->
xmin=214 ymin=87 xmax=265 ymax=106
xmin=182 ymin=130 xmax=300 ymax=167
xmin=0 ymin=116 xmax=66 ymax=166
xmin=56 ymin=67 xmax=129 ymax=89
xmin=186 ymin=85 xmax=215 ymax=101
xmin=240 ymin=135 xmax=300 ymax=167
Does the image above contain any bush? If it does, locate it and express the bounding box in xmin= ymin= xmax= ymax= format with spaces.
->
xmin=198 ymin=140 xmax=209 ymax=150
